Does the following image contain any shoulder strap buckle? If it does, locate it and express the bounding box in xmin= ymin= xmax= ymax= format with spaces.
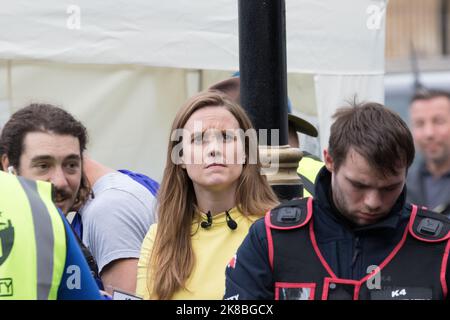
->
xmin=409 ymin=204 xmax=450 ymax=242
xmin=266 ymin=197 xmax=313 ymax=230
xmin=276 ymin=206 xmax=303 ymax=224
xmin=417 ymin=218 xmax=443 ymax=237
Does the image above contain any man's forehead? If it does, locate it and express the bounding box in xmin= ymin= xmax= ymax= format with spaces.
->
xmin=29 ymin=154 xmax=81 ymax=162
xmin=22 ymin=131 xmax=82 ymax=158
xmin=343 ymin=148 xmax=406 ymax=182
xmin=412 ymin=97 xmax=450 ymax=112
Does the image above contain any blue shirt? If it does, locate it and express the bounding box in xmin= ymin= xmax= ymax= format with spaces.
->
xmin=57 ymin=210 xmax=102 ymax=300
xmin=423 ymin=168 xmax=450 ymax=211
xmin=118 ymin=169 xmax=159 ymax=197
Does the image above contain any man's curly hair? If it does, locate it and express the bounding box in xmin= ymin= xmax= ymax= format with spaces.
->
xmin=0 ymin=103 xmax=91 ymax=210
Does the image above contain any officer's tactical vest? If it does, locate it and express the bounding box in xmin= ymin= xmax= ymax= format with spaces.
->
xmin=265 ymin=198 xmax=450 ymax=300
xmin=0 ymin=172 xmax=67 ymax=299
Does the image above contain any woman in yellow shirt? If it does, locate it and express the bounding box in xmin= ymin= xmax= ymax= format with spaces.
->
xmin=136 ymin=91 xmax=278 ymax=299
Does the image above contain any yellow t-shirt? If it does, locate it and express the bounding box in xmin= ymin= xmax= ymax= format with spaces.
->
xmin=136 ymin=207 xmax=260 ymax=299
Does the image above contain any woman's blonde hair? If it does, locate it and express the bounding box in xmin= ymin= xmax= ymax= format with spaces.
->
xmin=149 ymin=90 xmax=278 ymax=299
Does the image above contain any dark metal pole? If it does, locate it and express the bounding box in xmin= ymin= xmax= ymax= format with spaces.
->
xmin=238 ymin=0 xmax=288 ymax=145
xmin=238 ymin=0 xmax=302 ymax=201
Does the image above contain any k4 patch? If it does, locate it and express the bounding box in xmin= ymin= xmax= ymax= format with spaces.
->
xmin=370 ymin=286 xmax=433 ymax=300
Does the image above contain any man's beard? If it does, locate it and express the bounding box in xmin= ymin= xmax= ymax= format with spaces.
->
xmin=53 ymin=188 xmax=73 ymax=204
xmin=52 ymin=187 xmax=76 ymax=214
xmin=428 ymin=148 xmax=450 ymax=166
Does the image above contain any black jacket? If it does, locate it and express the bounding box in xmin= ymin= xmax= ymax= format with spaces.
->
xmin=224 ymin=167 xmax=449 ymax=299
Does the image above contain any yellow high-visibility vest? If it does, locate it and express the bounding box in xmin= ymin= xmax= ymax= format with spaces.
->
xmin=0 ymin=171 xmax=67 ymax=300
xmin=297 ymin=154 xmax=324 ymax=197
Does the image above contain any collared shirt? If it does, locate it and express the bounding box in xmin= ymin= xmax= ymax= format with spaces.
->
xmin=421 ymin=164 xmax=450 ymax=211
xmin=407 ymin=161 xmax=450 ymax=217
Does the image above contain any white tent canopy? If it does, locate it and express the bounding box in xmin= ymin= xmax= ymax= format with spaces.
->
xmin=0 ymin=0 xmax=387 ymax=179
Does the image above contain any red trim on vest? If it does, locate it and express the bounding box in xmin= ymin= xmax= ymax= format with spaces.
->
xmin=275 ymin=282 xmax=316 ymax=300
xmin=309 ymin=209 xmax=410 ymax=299
xmin=408 ymin=205 xmax=450 ymax=242
xmin=265 ymin=212 xmax=274 ymax=271
xmin=274 ymin=201 xmax=445 ymax=299
xmin=309 ymin=219 xmax=337 ymax=278
xmin=441 ymin=239 xmax=450 ymax=299
xmin=359 ymin=223 xmax=409 ymax=285
xmin=265 ymin=197 xmax=313 ymax=230
xmin=321 ymin=277 xmax=361 ymax=300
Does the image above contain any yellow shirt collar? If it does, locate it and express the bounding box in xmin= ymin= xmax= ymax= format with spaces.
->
xmin=197 ymin=207 xmax=241 ymax=226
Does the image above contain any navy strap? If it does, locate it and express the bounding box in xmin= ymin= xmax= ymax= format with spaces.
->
xmin=298 ymin=173 xmax=315 ymax=197
xmin=71 ymin=212 xmax=83 ymax=239
xmin=118 ymin=169 xmax=159 ymax=197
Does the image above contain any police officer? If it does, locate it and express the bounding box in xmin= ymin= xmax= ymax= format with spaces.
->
xmin=0 ymin=171 xmax=101 ymax=299
xmin=224 ymin=102 xmax=450 ymax=300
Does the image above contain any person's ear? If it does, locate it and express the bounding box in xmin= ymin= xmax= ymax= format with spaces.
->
xmin=323 ymin=148 xmax=334 ymax=173
xmin=180 ymin=151 xmax=186 ymax=169
xmin=1 ymin=154 xmax=11 ymax=172
xmin=172 ymin=141 xmax=186 ymax=169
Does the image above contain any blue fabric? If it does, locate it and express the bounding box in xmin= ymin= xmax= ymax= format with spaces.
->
xmin=70 ymin=211 xmax=104 ymax=290
xmin=57 ymin=210 xmax=103 ymax=300
xmin=118 ymin=169 xmax=159 ymax=197
xmin=71 ymin=211 xmax=83 ymax=239
xmin=224 ymin=167 xmax=450 ymax=299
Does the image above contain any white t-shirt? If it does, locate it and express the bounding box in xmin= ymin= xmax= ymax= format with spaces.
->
xmin=80 ymin=172 xmax=157 ymax=273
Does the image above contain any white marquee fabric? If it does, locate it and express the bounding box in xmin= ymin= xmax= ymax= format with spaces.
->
xmin=1 ymin=0 xmax=386 ymax=73
xmin=0 ymin=0 xmax=387 ymax=178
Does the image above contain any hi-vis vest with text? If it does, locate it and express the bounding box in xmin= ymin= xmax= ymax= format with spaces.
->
xmin=265 ymin=198 xmax=450 ymax=300
xmin=0 ymin=171 xmax=67 ymax=299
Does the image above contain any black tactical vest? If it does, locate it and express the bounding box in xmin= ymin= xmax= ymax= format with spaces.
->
xmin=265 ymin=198 xmax=450 ymax=300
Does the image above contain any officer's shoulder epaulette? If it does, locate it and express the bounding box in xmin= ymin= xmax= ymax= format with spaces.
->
xmin=408 ymin=204 xmax=450 ymax=243
xmin=265 ymin=197 xmax=313 ymax=230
